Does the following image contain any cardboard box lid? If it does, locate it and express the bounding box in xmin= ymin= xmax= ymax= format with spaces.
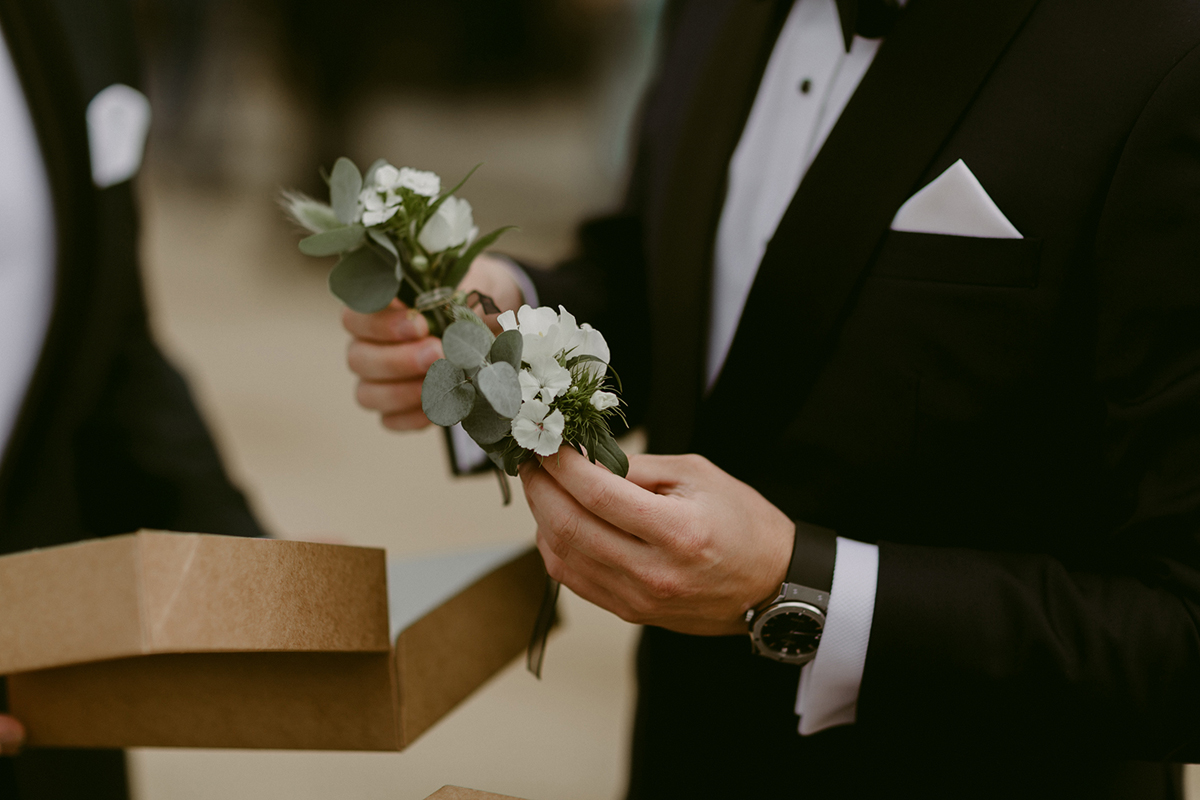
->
xmin=0 ymin=532 xmax=390 ymax=674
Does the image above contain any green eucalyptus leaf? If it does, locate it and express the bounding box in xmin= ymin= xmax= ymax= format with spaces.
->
xmin=451 ymin=304 xmax=491 ymax=328
xmin=421 ymin=359 xmax=476 ymax=426
xmin=299 ymin=224 xmax=365 ymax=257
xmin=475 ymin=362 xmax=522 ymax=418
xmin=282 ymin=191 xmax=341 ymax=233
xmin=502 ymin=450 xmax=526 ymax=477
xmin=442 ymin=225 xmax=518 ymax=290
xmin=328 ymin=246 xmax=399 ymax=313
xmin=442 ymin=320 xmax=495 ymax=370
xmin=367 ymin=229 xmax=399 ymax=264
xmin=330 ymin=157 xmax=363 ymax=225
xmin=592 ymin=427 xmax=629 ymax=478
xmin=489 ymin=330 xmax=523 ymax=371
xmin=461 ymin=396 xmax=513 ymax=445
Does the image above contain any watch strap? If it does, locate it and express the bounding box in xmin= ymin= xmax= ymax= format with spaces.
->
xmin=787 ymin=520 xmax=837 ymax=592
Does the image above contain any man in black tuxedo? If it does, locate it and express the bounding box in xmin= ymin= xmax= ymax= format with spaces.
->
xmin=344 ymin=0 xmax=1200 ymax=796
xmin=0 ymin=0 xmax=264 ymax=797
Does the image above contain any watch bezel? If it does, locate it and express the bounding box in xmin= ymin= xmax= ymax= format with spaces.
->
xmin=749 ymin=600 xmax=826 ymax=665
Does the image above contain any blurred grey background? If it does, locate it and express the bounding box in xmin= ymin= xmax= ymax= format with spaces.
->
xmin=126 ymin=1 xmax=662 ymax=798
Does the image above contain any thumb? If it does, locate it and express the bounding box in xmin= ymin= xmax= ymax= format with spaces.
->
xmin=0 ymin=714 xmax=26 ymax=755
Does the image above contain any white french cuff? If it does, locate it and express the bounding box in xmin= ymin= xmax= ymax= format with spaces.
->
xmin=795 ymin=536 xmax=879 ymax=734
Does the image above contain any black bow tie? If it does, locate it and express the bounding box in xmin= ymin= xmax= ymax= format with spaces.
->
xmin=835 ymin=0 xmax=902 ymax=52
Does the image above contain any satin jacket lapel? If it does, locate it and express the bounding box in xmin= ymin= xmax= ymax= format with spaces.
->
xmin=0 ymin=0 xmax=97 ymax=507
xmin=699 ymin=0 xmax=1041 ymax=450
xmin=645 ymin=0 xmax=792 ymax=454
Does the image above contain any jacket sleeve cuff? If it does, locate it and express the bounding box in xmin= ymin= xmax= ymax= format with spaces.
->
xmin=795 ymin=536 xmax=879 ymax=735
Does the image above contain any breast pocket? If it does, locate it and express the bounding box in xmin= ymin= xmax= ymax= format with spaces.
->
xmin=870 ymin=230 xmax=1043 ymax=289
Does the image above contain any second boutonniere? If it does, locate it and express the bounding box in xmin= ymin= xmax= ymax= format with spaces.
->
xmin=421 ymin=304 xmax=628 ymax=480
xmin=283 ymin=158 xmax=514 ymax=336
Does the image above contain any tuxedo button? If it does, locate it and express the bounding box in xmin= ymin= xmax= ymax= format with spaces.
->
xmin=799 ymin=78 xmax=813 ymax=94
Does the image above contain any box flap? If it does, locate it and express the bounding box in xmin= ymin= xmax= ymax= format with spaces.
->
xmin=395 ymin=546 xmax=547 ymax=748
xmin=386 ymin=543 xmax=529 ymax=640
xmin=136 ymin=532 xmax=390 ymax=654
xmin=0 ymin=536 xmax=143 ymax=675
xmin=0 ymin=532 xmax=391 ymax=674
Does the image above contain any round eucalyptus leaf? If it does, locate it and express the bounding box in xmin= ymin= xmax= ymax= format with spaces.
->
xmin=475 ymin=362 xmax=522 ymax=418
xmin=328 ymin=246 xmax=399 ymax=313
xmin=421 ymin=359 xmax=476 ymax=426
xmin=489 ymin=330 xmax=523 ymax=371
xmin=367 ymin=228 xmax=398 ymax=262
xmin=299 ymin=224 xmax=365 ymax=257
xmin=330 ymin=157 xmax=363 ymax=225
xmin=443 ymin=320 xmax=495 ymax=371
xmin=461 ymin=397 xmax=513 ymax=445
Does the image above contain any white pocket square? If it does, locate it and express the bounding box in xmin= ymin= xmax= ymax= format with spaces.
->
xmin=890 ymin=159 xmax=1022 ymax=239
xmin=86 ymin=84 xmax=152 ymax=189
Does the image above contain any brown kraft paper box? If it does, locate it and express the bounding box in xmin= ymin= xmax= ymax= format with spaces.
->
xmin=0 ymin=531 xmax=547 ymax=751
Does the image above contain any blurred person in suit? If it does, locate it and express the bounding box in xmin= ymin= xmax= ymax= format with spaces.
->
xmin=0 ymin=0 xmax=264 ymax=797
xmin=343 ymin=0 xmax=1200 ymax=797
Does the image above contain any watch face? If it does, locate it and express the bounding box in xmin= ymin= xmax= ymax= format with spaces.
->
xmin=753 ymin=602 xmax=825 ymax=663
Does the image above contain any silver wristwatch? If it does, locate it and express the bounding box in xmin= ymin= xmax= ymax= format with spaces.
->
xmin=746 ymin=582 xmax=828 ymax=665
xmin=746 ymin=521 xmax=837 ymax=665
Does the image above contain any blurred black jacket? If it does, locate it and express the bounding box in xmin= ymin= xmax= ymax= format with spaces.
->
xmin=0 ymin=0 xmax=263 ymax=556
xmin=532 ymin=0 xmax=1200 ymax=797
xmin=0 ymin=1 xmax=262 ymax=797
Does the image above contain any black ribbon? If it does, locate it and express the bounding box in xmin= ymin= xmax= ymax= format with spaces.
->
xmin=526 ymin=576 xmax=561 ymax=678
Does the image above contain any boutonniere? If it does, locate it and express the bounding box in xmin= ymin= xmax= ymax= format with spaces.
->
xmin=284 ymin=160 xmax=628 ymax=486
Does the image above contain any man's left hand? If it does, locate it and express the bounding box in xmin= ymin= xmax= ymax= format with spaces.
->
xmin=520 ymin=448 xmax=794 ymax=636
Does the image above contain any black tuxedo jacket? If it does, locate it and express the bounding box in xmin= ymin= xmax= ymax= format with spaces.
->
xmin=533 ymin=0 xmax=1200 ymax=796
xmin=0 ymin=0 xmax=263 ymax=555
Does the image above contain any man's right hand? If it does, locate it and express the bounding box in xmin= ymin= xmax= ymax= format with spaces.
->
xmin=0 ymin=714 xmax=25 ymax=755
xmin=344 ymin=300 xmax=445 ymax=431
xmin=343 ymin=253 xmax=525 ymax=431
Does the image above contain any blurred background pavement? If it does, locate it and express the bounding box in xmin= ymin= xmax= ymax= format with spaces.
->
xmin=126 ymin=1 xmax=663 ymax=798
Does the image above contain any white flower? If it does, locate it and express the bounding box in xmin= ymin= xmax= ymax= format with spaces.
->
xmin=590 ymin=390 xmax=619 ymax=411
xmin=569 ymin=323 xmax=610 ymax=378
xmin=359 ymin=187 xmax=400 ymax=226
xmin=373 ymin=164 xmax=401 ymax=190
xmin=511 ymin=304 xmax=565 ymax=362
xmin=518 ymin=369 xmax=542 ymax=403
xmin=499 ymin=304 xmax=610 ymax=367
xmin=418 ymin=196 xmax=476 ymax=253
xmin=398 ymin=167 xmax=441 ymax=198
xmin=511 ymin=399 xmax=565 ymax=457
xmin=520 ymin=356 xmax=573 ymax=403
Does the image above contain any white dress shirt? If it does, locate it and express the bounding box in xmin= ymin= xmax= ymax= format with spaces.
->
xmin=452 ymin=0 xmax=889 ymax=732
xmin=709 ymin=0 xmax=889 ymax=735
xmin=0 ymin=28 xmax=57 ymax=461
